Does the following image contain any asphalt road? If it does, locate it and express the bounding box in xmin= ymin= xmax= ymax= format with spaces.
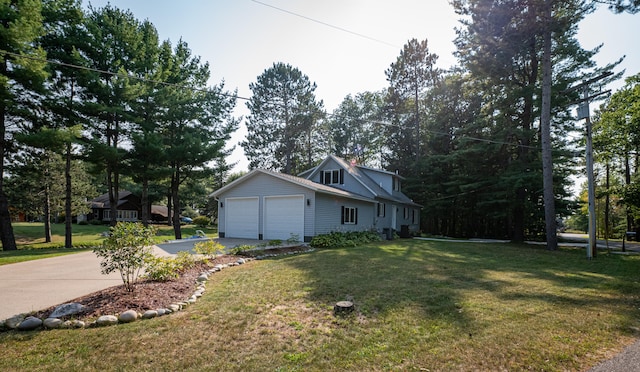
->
xmin=559 ymin=232 xmax=640 ymax=252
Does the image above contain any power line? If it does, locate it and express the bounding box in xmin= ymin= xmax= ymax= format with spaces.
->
xmin=251 ymin=0 xmax=400 ymax=49
xmin=2 ymin=48 xmax=539 ymax=150
xmin=0 ymin=49 xmax=251 ymax=102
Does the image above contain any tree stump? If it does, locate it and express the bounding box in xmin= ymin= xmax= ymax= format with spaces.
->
xmin=334 ymin=301 xmax=354 ymax=315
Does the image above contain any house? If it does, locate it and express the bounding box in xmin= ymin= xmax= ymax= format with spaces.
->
xmin=211 ymin=155 xmax=421 ymax=242
xmin=88 ymin=191 xmax=174 ymax=223
xmin=89 ymin=191 xmax=142 ymax=222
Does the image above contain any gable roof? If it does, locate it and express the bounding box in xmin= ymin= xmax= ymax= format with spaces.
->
xmin=211 ymin=168 xmax=375 ymax=203
xmin=90 ymin=190 xmax=137 ymax=209
xmin=304 ymin=155 xmax=421 ymax=207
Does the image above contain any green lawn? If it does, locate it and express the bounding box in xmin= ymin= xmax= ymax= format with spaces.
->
xmin=1 ymin=239 xmax=639 ymax=371
xmin=1 ymin=222 xmax=218 ymax=265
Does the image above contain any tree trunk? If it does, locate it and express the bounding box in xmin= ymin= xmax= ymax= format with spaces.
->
xmin=64 ymin=141 xmax=73 ymax=248
xmin=44 ymin=183 xmax=52 ymax=243
xmin=0 ymin=191 xmax=16 ymax=251
xmin=605 ymin=162 xmax=610 ymax=241
xmin=0 ymin=59 xmax=17 ymax=251
xmin=166 ymin=192 xmax=172 ymax=226
xmin=171 ymin=171 xmax=182 ymax=240
xmin=540 ymin=0 xmax=558 ymax=251
xmin=141 ymin=176 xmax=149 ymax=227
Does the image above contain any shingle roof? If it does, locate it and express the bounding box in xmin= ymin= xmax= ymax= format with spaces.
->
xmin=306 ymin=155 xmax=421 ymax=207
xmin=212 ymin=156 xmax=421 ymax=208
xmin=210 ymin=168 xmax=375 ymax=203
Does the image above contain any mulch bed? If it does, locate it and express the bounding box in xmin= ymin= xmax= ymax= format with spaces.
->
xmin=33 ymin=246 xmax=310 ymax=322
xmin=33 ymin=255 xmax=241 ymax=322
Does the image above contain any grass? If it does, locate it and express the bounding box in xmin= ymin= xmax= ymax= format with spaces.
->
xmin=1 ymin=222 xmax=218 ymax=265
xmin=1 ymin=239 xmax=639 ymax=370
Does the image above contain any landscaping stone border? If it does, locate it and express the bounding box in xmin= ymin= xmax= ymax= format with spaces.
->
xmin=0 ymin=247 xmax=315 ymax=332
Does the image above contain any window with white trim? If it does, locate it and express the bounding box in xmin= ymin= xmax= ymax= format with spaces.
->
xmin=412 ymin=209 xmax=417 ymax=224
xmin=341 ymin=206 xmax=358 ymax=225
xmin=320 ymin=169 xmax=344 ymax=185
xmin=403 ymin=207 xmax=409 ymax=219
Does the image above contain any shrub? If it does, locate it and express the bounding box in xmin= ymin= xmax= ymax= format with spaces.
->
xmin=175 ymin=251 xmax=196 ymax=269
xmin=193 ymin=239 xmax=224 ymax=262
xmin=89 ymin=219 xmax=103 ymax=225
xmin=192 ymin=216 xmax=211 ymax=228
xmin=268 ymin=239 xmax=282 ymax=246
xmin=286 ymin=234 xmax=301 ymax=244
xmin=93 ymin=222 xmax=157 ymax=292
xmin=77 ymin=220 xmax=88 ymax=226
xmin=144 ymin=251 xmax=196 ymax=281
xmin=144 ymin=255 xmax=181 ymax=281
xmin=230 ymin=244 xmax=254 ymax=255
xmin=310 ymin=230 xmax=381 ymax=249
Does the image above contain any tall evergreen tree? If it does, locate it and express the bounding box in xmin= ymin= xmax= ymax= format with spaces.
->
xmin=125 ymin=22 xmax=167 ymax=227
xmin=384 ymin=38 xmax=440 ymax=173
xmin=329 ymin=92 xmax=385 ymax=167
xmin=38 ymin=0 xmax=87 ymax=247
xmin=158 ymin=40 xmax=237 ymax=239
xmin=0 ymin=0 xmax=48 ymax=250
xmin=243 ymin=62 xmax=324 ymax=175
xmin=82 ymin=4 xmax=143 ymax=226
xmin=452 ymin=0 xmax=605 ymax=241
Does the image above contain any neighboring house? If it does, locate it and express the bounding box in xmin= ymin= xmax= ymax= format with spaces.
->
xmin=88 ymin=191 xmax=173 ymax=223
xmin=89 ymin=191 xmax=141 ymax=222
xmin=211 ymin=155 xmax=421 ymax=242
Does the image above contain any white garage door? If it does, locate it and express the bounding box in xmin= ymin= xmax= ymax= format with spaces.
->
xmin=225 ymin=197 xmax=259 ymax=239
xmin=264 ymin=195 xmax=304 ymax=241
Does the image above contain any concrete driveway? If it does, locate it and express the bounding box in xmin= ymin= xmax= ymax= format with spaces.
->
xmin=0 ymin=238 xmax=263 ymax=321
xmin=0 ymin=251 xmax=122 ymax=320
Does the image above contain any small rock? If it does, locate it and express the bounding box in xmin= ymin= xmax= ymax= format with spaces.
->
xmin=214 ymin=264 xmax=224 ymax=271
xmin=237 ymin=258 xmax=246 ymax=264
xmin=156 ymin=308 xmax=168 ymax=316
xmin=187 ymin=297 xmax=196 ymax=304
xmin=5 ymin=314 xmax=25 ymax=329
xmin=178 ymin=302 xmax=188 ymax=308
xmin=69 ymin=320 xmax=85 ymax=329
xmin=43 ymin=318 xmax=63 ymax=329
xmin=96 ymin=315 xmax=119 ymax=327
xmin=141 ymin=310 xmax=158 ymax=319
xmin=168 ymin=304 xmax=180 ymax=312
xmin=17 ymin=316 xmax=43 ymax=331
xmin=49 ymin=303 xmax=84 ymax=318
xmin=197 ymin=274 xmax=209 ymax=282
xmin=0 ymin=319 xmax=6 ymax=330
xmin=194 ymin=291 xmax=203 ymax=298
xmin=118 ymin=310 xmax=138 ymax=323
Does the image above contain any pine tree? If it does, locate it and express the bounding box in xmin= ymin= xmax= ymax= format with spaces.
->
xmin=243 ymin=62 xmax=324 ymax=175
xmin=0 ymin=0 xmax=48 ymax=250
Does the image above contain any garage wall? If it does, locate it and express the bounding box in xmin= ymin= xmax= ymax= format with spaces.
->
xmin=216 ymin=172 xmax=316 ymax=241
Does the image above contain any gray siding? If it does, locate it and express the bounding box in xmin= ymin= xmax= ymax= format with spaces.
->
xmin=361 ymin=169 xmax=394 ymax=194
xmin=314 ymin=194 xmax=375 ymax=235
xmin=216 ymin=173 xmax=316 ymax=240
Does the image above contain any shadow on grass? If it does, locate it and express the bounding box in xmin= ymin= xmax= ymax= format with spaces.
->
xmin=280 ymin=238 xmax=640 ymax=332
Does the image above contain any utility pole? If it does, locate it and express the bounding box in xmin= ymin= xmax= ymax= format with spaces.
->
xmin=571 ymin=71 xmax=613 ymax=259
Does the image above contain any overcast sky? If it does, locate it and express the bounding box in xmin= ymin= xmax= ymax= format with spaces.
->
xmin=85 ymin=0 xmax=639 ymax=173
